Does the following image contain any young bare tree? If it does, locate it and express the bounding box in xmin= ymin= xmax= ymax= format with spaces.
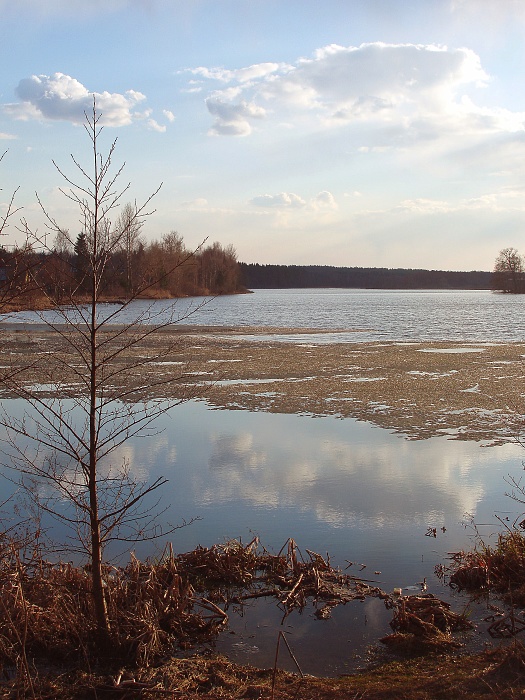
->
xmin=0 ymin=151 xmax=38 ymax=309
xmin=1 ymin=100 xmax=204 ymax=644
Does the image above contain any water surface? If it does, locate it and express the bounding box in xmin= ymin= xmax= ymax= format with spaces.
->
xmin=4 ymin=288 xmax=525 ymax=343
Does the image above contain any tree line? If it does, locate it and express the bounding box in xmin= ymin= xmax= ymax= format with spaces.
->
xmin=0 ymin=229 xmax=245 ymax=308
xmin=239 ymin=263 xmax=492 ymax=290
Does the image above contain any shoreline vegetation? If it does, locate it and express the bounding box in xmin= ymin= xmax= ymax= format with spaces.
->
xmin=1 ymin=533 xmax=524 ymax=699
xmin=0 ymin=323 xmax=524 ymax=697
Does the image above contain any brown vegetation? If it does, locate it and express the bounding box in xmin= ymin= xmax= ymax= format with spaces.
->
xmin=447 ymin=526 xmax=525 ymax=609
xmin=0 ymin=534 xmax=524 ymax=698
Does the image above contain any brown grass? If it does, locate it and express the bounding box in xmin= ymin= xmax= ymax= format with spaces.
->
xmin=448 ymin=527 xmax=525 ymax=606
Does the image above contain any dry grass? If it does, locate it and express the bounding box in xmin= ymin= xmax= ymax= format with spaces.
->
xmin=448 ymin=526 xmax=525 ymax=606
xmin=0 ymin=538 xmax=388 ymax=697
xmin=0 ymin=543 xmax=222 ymax=672
xmin=2 ymin=644 xmax=525 ymax=698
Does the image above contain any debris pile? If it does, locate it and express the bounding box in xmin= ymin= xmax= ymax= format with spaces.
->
xmin=381 ymin=593 xmax=473 ymax=653
xmin=176 ymin=538 xmax=388 ymax=620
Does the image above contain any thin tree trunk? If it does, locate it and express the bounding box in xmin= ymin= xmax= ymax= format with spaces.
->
xmin=89 ymin=150 xmax=111 ymax=642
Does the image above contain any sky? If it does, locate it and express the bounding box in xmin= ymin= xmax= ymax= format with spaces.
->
xmin=2 ymin=0 xmax=525 ymax=271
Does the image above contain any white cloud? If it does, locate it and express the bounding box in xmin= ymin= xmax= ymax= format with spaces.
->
xmin=147 ymin=118 xmax=166 ymax=133
xmin=312 ymin=190 xmax=337 ymax=210
xmin=187 ymin=62 xmax=286 ymax=85
xmin=250 ymin=191 xmax=338 ymax=212
xmin=206 ymin=98 xmax=266 ymax=136
xmin=250 ymin=192 xmax=306 ymax=208
xmin=364 ymin=188 xmax=525 ymax=219
xmin=3 ymin=73 xmax=148 ymax=127
xmin=186 ymin=41 xmax=525 ymax=147
xmin=394 ymin=198 xmax=454 ymax=214
xmin=0 ymin=133 xmax=17 ymax=140
xmin=163 ymin=109 xmax=175 ymax=122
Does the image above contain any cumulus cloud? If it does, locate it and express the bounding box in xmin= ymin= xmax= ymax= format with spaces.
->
xmin=206 ymin=98 xmax=266 ymax=136
xmin=185 ymin=42 xmax=525 ymax=144
xmin=0 ymin=133 xmax=17 ymax=140
xmin=312 ymin=190 xmax=337 ymax=210
xmin=250 ymin=192 xmax=306 ymax=208
xmin=3 ymin=73 xmax=150 ymax=127
xmin=163 ymin=109 xmax=175 ymax=122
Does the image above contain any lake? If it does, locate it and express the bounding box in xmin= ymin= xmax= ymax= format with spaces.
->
xmin=5 ymin=287 xmax=525 ymax=343
xmin=1 ymin=288 xmax=524 ymax=675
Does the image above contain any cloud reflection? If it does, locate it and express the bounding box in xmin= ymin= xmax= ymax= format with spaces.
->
xmin=187 ymin=410 xmax=517 ymax=530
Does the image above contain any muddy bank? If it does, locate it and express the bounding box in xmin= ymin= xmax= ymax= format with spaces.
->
xmin=0 ymin=324 xmax=523 ymax=444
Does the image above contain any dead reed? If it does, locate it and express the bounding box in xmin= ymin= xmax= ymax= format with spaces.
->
xmin=448 ymin=527 xmax=525 ymax=606
xmin=0 ymin=535 xmax=388 ymax=682
xmin=175 ymin=537 xmax=388 ymax=620
xmin=381 ymin=593 xmax=473 ymax=653
xmin=0 ymin=542 xmax=224 ymax=676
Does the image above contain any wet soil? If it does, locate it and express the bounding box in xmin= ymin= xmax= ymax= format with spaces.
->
xmin=1 ymin=324 xmax=524 ymax=445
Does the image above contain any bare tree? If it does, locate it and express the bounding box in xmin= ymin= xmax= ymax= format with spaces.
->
xmin=0 ymin=151 xmax=38 ymax=309
xmin=1 ymin=99 xmax=204 ymax=644
xmin=0 ymin=150 xmax=23 ymax=240
xmin=492 ymin=247 xmax=525 ymax=294
xmin=115 ymin=201 xmax=144 ymax=294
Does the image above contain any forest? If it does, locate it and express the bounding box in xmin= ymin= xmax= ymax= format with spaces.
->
xmin=239 ymin=263 xmax=492 ymax=290
xmin=0 ymin=230 xmax=245 ymax=306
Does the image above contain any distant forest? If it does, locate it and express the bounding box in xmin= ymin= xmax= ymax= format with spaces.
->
xmin=239 ymin=263 xmax=492 ymax=290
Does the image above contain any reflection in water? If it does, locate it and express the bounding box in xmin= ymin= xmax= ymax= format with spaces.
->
xmin=103 ymin=399 xmax=523 ymax=674
xmin=1 ymin=398 xmax=522 ymax=675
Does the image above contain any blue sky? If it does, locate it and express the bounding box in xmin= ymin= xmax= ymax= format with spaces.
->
xmin=2 ymin=0 xmax=525 ymax=271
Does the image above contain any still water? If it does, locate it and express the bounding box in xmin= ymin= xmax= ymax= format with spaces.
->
xmin=1 ymin=398 xmax=522 ymax=675
xmin=111 ymin=402 xmax=524 ymax=673
xmin=2 ymin=289 xmax=525 ymax=674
